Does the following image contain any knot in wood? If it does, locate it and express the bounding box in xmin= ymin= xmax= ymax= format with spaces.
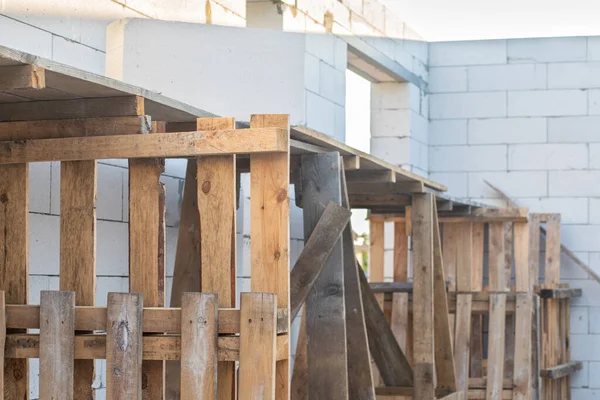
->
xmin=325 ymin=283 xmax=341 ymax=296
xmin=0 ymin=193 xmax=7 ymax=203
xmin=115 ymin=320 xmax=131 ymax=351
xmin=273 ymin=249 xmax=281 ymax=260
xmin=202 ymin=181 xmax=211 ymax=194
xmin=277 ymin=188 xmax=287 ymax=203
xmin=13 ymin=368 xmax=23 ymax=380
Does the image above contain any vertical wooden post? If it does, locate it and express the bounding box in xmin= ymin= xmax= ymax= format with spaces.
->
xmin=513 ymin=293 xmax=533 ymax=400
xmin=340 ymin=159 xmax=375 ymax=400
xmin=0 ymin=164 xmax=28 ymax=399
xmin=391 ymin=218 xmax=412 ymax=371
xmin=196 ymin=117 xmax=237 ymax=400
xmin=129 ymin=153 xmax=165 ymax=399
xmin=239 ymin=293 xmax=278 ymax=400
xmin=180 ymin=293 xmax=218 ymax=400
xmin=470 ymin=223 xmax=485 ymax=379
xmin=369 ymin=219 xmax=385 ymax=309
xmin=0 ymin=291 xmax=4 ymax=399
xmin=60 ymin=159 xmax=96 ymax=398
xmin=106 ymin=293 xmax=144 ymax=400
xmin=291 ymin=313 xmax=308 ymax=400
xmin=412 ymin=193 xmax=435 ymax=400
xmin=250 ymin=114 xmax=290 ymax=400
xmin=301 ymin=152 xmax=348 ymax=399
xmin=39 ymin=291 xmax=75 ymax=400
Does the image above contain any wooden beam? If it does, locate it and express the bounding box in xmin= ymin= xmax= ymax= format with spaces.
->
xmin=342 ymin=155 xmax=360 ymax=170
xmin=347 ymin=182 xmax=424 ymax=194
xmin=4 ymin=333 xmax=289 ymax=362
xmin=513 ymin=294 xmax=533 ymax=400
xmin=486 ymin=294 xmax=507 ymax=399
xmin=0 ymin=116 xmax=150 ymax=140
xmin=239 ymin=293 xmax=277 ymax=400
xmin=0 ymin=292 xmax=4 ymax=397
xmin=4 ymin=304 xmax=288 ymax=334
xmin=60 ymin=159 xmax=97 ymax=399
xmin=290 ymin=313 xmax=308 ymax=400
xmin=0 ymin=162 xmax=28 ymax=399
xmin=0 ymin=65 xmax=45 ymax=91
xmin=195 ymin=117 xmax=237 ymax=400
xmin=301 ymin=152 xmax=348 ymax=399
xmin=370 ymin=219 xmax=385 ymax=309
xmin=0 ymin=96 xmax=144 ymax=121
xmin=0 ymin=127 xmax=288 ymax=163
xmin=369 ymin=282 xmax=415 ymax=293
xmin=39 ymin=291 xmax=75 ymax=400
xmin=359 ymin=265 xmax=413 ymax=387
xmin=539 ymin=360 xmax=582 ymax=379
xmin=290 ymin=201 xmax=351 ymax=320
xmin=180 ymin=293 xmax=218 ymax=400
xmin=106 ymin=293 xmax=143 ymax=400
xmin=538 ymin=287 xmax=582 ymax=299
xmin=340 ymin=158 xmax=375 ymax=400
xmin=412 ymin=193 xmax=435 ymax=399
xmin=345 ymin=169 xmax=395 ymax=183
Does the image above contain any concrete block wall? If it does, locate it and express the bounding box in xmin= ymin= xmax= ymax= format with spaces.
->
xmin=428 ymin=36 xmax=600 ymax=396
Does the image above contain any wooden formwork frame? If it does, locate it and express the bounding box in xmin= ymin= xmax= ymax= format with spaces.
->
xmin=369 ymin=210 xmax=581 ymax=400
xmin=0 ymin=92 xmax=290 ymax=399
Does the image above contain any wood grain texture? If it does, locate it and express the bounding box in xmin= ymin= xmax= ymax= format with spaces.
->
xmin=486 ymin=294 xmax=507 ymax=400
xmin=454 ymin=294 xmax=472 ymax=396
xmin=359 ymin=265 xmax=413 ymax=387
xmin=239 ymin=293 xmax=277 ymax=400
xmin=514 ymin=222 xmax=530 ymax=292
xmin=39 ymin=291 xmax=75 ymax=400
xmin=513 ymin=294 xmax=532 ymax=400
xmin=528 ymin=215 xmax=541 ymax=289
xmin=432 ymin=205 xmax=457 ymax=393
xmin=290 ymin=201 xmax=350 ymax=320
xmin=470 ymin=315 xmax=484 ymax=378
xmin=0 ymin=116 xmax=151 ymax=139
xmin=290 ymin=313 xmax=308 ymax=400
xmin=0 ymin=96 xmax=144 ymax=121
xmin=393 ymin=221 xmax=408 ymax=282
xmin=471 ymin=223 xmax=484 ymax=292
xmin=0 ymin=292 xmax=4 ymax=398
xmin=488 ymin=223 xmax=511 ymax=292
xmin=180 ymin=293 xmax=218 ymax=400
xmin=412 ymin=193 xmax=435 ymax=400
xmin=369 ymin=219 xmax=385 ymax=309
xmin=0 ymin=65 xmax=45 ymax=90
xmin=442 ymin=223 xmax=458 ymax=292
xmin=60 ymin=160 xmax=96 ymax=399
xmin=249 ymin=114 xmax=290 ymax=400
xmin=129 ymin=156 xmax=165 ymax=400
xmin=196 ymin=117 xmax=237 ymax=400
xmin=0 ymin=163 xmax=28 ymax=399
xmin=340 ymin=161 xmax=375 ymax=400
xmin=0 ymin=127 xmax=287 ymax=163
xmin=106 ymin=293 xmax=144 ymax=400
xmin=301 ymin=152 xmax=348 ymax=399
xmin=392 ymin=220 xmax=412 ymax=373
xmin=545 ymin=215 xmax=561 ymax=284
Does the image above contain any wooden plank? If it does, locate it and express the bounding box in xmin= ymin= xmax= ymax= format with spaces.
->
xmin=106 ymin=293 xmax=144 ymax=400
xmin=489 ymin=223 xmax=511 ymax=292
xmin=538 ymin=288 xmax=582 ymax=299
xmin=0 ymin=292 xmax=4 ymax=398
xmin=0 ymin=163 xmax=28 ymax=399
xmin=0 ymin=127 xmax=288 ymax=164
xmin=513 ymin=294 xmax=533 ymax=400
xmin=249 ymin=114 xmax=290 ymax=400
xmin=391 ymin=293 xmax=411 ymax=365
xmin=531 ymin=296 xmax=541 ymax=400
xmin=370 ymin=282 xmax=415 ymax=293
xmin=39 ymin=291 xmax=75 ymax=400
xmin=472 ymin=223 xmax=484 ymax=292
xmin=5 ymin=333 xmax=289 ymax=362
xmin=514 ymin=222 xmax=530 ymax=292
xmin=470 ymin=315 xmax=484 ymax=378
xmin=370 ymin=219 xmax=385 ymax=309
xmin=539 ymin=361 xmax=582 ymax=380
xmin=433 ymin=204 xmax=458 ymax=392
xmin=340 ymin=159 xmax=375 ymax=400
xmin=412 ymin=193 xmax=435 ymax=400
xmin=290 ymin=201 xmax=351 ymax=320
xmin=60 ymin=159 xmax=96 ymax=399
xmin=345 ymin=169 xmax=395 ymax=183
xmin=394 ymin=221 xmax=408 ymax=282
xmin=486 ymin=294 xmax=507 ymax=400
xmin=0 ymin=65 xmax=45 ymax=91
xmin=471 ymin=223 xmax=485 ymax=380
xmin=359 ymin=266 xmax=413 ymax=386
xmin=290 ymin=313 xmax=308 ymax=400
xmin=0 ymin=95 xmax=144 ymax=121
xmin=528 ymin=215 xmax=541 ymax=292
xmin=196 ymin=117 xmax=237 ymax=400
xmin=301 ymin=152 xmax=348 ymax=399
xmin=505 ymin=314 xmax=515 ymax=380
xmin=0 ymin=116 xmax=151 ymax=139
xmin=442 ymin=223 xmax=458 ymax=292
xmin=456 ymin=223 xmax=473 ymax=292
xmin=158 ymin=183 xmax=166 ymax=308
xmin=3 ymin=304 xmax=288 ymax=334
xmin=545 ymin=215 xmax=561 ymax=284
xmin=239 ymin=293 xmax=277 ymax=400
xmin=129 ymin=154 xmax=165 ymax=400
xmin=454 ymin=295 xmax=472 ymax=396
xmin=180 ymin=293 xmax=218 ymax=400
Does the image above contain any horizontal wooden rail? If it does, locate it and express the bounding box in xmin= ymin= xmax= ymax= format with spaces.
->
xmin=5 ymin=333 xmax=288 ymax=362
xmin=538 ymin=287 xmax=582 ymax=299
xmin=5 ymin=304 xmax=288 ymax=334
xmin=374 ymin=386 xmax=453 ymax=398
xmin=540 ymin=361 xmax=583 ymax=379
xmin=381 ymin=292 xmax=525 ymax=314
xmin=0 ymin=128 xmax=288 ymax=163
